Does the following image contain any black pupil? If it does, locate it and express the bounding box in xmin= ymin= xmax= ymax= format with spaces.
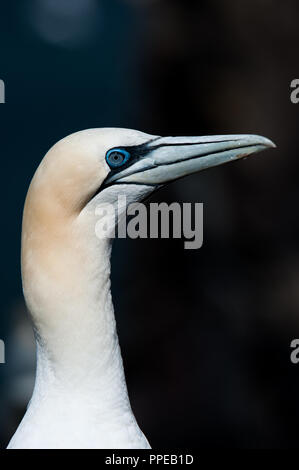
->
xmin=110 ymin=151 xmax=124 ymax=163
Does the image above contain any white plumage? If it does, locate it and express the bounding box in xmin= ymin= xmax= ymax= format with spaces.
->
xmin=7 ymin=128 xmax=274 ymax=448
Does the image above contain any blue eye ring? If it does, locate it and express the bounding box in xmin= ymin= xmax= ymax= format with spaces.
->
xmin=106 ymin=148 xmax=131 ymax=168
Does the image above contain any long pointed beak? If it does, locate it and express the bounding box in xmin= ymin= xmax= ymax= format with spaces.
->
xmin=105 ymin=134 xmax=276 ymax=187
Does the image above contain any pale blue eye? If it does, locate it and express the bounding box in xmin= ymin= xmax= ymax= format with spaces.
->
xmin=106 ymin=148 xmax=130 ymax=168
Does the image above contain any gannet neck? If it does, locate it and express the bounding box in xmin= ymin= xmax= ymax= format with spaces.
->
xmin=9 ymin=168 xmax=150 ymax=449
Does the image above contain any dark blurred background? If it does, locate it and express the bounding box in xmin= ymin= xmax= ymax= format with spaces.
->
xmin=0 ymin=0 xmax=299 ymax=449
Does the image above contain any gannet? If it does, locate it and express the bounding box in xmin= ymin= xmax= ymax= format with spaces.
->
xmin=7 ymin=128 xmax=275 ymax=449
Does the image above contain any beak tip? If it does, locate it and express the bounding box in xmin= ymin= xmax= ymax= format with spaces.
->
xmin=244 ymin=135 xmax=276 ymax=151
xmin=259 ymin=136 xmax=276 ymax=149
xmin=266 ymin=139 xmax=276 ymax=149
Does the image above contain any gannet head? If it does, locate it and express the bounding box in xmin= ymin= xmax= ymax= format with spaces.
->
xmin=34 ymin=127 xmax=275 ymax=218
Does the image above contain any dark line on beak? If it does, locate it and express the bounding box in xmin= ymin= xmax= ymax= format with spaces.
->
xmin=147 ymin=138 xmax=242 ymax=151
xmin=151 ymin=143 xmax=260 ymax=167
xmin=109 ymin=143 xmax=260 ymax=185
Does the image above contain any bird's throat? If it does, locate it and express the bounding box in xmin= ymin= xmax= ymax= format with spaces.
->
xmin=16 ymin=180 xmax=150 ymax=448
xmin=21 ymin=196 xmax=135 ymax=422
